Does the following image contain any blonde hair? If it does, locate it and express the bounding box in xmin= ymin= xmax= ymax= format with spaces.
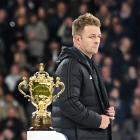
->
xmin=72 ymin=13 xmax=101 ymax=36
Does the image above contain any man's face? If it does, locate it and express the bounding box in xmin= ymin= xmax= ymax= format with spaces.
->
xmin=77 ymin=25 xmax=101 ymax=58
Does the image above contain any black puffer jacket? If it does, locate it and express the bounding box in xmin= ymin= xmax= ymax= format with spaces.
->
xmin=52 ymin=47 xmax=112 ymax=140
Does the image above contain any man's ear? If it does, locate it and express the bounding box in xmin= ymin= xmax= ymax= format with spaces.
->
xmin=73 ymin=35 xmax=81 ymax=47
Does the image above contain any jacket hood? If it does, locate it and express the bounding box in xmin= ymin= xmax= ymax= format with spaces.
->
xmin=56 ymin=46 xmax=89 ymax=66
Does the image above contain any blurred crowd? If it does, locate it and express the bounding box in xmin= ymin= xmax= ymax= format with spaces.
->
xmin=0 ymin=0 xmax=140 ymax=140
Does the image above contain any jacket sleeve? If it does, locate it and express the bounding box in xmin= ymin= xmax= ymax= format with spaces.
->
xmin=55 ymin=59 xmax=101 ymax=128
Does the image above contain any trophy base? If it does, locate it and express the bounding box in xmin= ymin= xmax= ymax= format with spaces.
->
xmin=31 ymin=112 xmax=52 ymax=131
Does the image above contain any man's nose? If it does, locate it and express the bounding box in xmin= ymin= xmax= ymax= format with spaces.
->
xmin=95 ymin=36 xmax=100 ymax=43
xmin=94 ymin=41 xmax=98 ymax=45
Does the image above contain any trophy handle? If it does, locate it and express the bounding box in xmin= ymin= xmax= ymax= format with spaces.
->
xmin=18 ymin=77 xmax=31 ymax=101
xmin=53 ymin=77 xmax=65 ymax=102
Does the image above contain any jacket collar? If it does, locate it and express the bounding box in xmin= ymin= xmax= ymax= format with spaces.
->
xmin=73 ymin=47 xmax=92 ymax=68
xmin=56 ymin=46 xmax=93 ymax=71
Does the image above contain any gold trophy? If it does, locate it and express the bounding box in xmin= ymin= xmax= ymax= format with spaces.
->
xmin=18 ymin=63 xmax=65 ymax=130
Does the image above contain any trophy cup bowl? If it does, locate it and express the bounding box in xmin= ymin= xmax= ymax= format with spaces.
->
xmin=18 ymin=63 xmax=65 ymax=130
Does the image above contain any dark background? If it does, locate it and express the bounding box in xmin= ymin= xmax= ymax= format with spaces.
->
xmin=0 ymin=0 xmax=140 ymax=140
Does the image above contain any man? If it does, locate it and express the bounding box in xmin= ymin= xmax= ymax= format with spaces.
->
xmin=52 ymin=13 xmax=115 ymax=140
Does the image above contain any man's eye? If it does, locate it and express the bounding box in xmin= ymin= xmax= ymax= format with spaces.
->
xmin=89 ymin=35 xmax=101 ymax=39
xmin=89 ymin=36 xmax=95 ymax=38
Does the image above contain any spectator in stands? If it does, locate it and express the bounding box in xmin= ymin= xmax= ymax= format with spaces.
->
xmin=25 ymin=13 xmax=48 ymax=63
xmin=0 ymin=106 xmax=26 ymax=140
xmin=101 ymin=66 xmax=113 ymax=93
xmin=57 ymin=17 xmax=73 ymax=46
xmin=5 ymin=64 xmax=20 ymax=92
xmin=121 ymin=98 xmax=140 ymax=140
